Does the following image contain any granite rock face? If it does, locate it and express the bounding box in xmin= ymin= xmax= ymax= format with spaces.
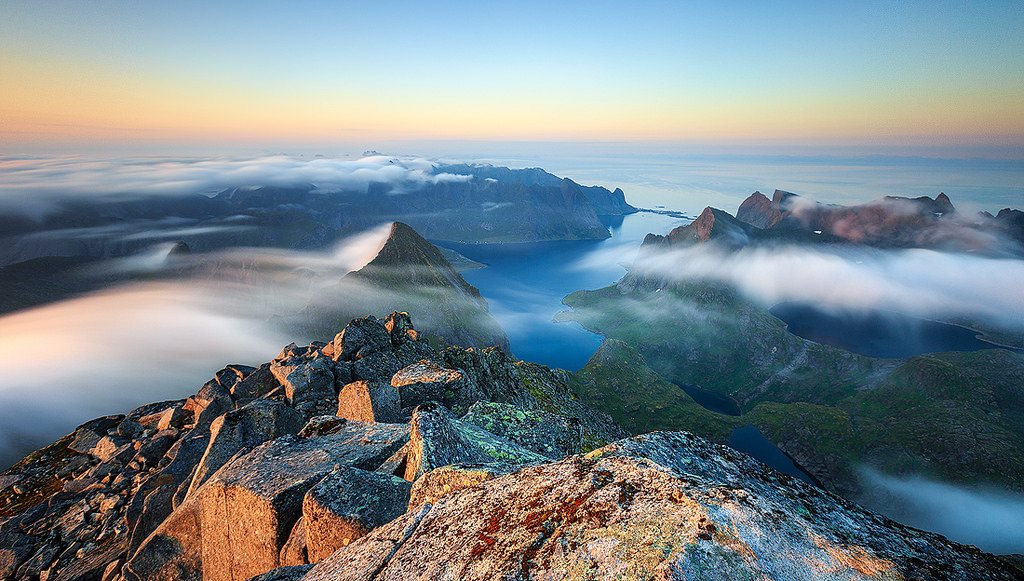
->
xmin=304 ymin=432 xmax=1022 ymax=581
xmin=302 ymin=468 xmax=412 ymax=562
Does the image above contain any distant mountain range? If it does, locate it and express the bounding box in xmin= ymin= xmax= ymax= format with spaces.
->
xmin=648 ymin=189 xmax=1024 ymax=255
xmin=0 ymin=163 xmax=636 ymax=267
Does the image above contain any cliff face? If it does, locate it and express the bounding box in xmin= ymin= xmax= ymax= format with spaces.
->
xmin=1 ymin=314 xmax=1019 ymax=580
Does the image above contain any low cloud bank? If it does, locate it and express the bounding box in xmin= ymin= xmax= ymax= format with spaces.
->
xmin=0 ymin=225 xmax=393 ymax=469
xmin=595 ymin=243 xmax=1024 ymax=329
xmin=0 ymin=154 xmax=473 ymax=217
xmin=860 ymin=468 xmax=1024 ymax=554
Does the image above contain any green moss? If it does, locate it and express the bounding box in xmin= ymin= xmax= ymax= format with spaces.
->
xmin=571 ymin=339 xmax=741 ymax=442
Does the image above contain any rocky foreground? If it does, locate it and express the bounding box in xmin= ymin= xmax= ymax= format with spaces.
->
xmin=1 ymin=314 xmax=1020 ymax=580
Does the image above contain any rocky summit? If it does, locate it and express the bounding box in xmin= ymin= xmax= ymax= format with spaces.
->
xmin=1 ymin=314 xmax=1020 ymax=580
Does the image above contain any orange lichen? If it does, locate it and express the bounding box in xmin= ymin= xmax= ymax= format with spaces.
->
xmin=810 ymin=533 xmax=897 ymax=576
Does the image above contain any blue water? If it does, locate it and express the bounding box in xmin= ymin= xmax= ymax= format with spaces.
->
xmin=728 ymin=424 xmax=818 ymax=486
xmin=437 ymin=212 xmax=687 ymax=370
xmin=770 ymin=302 xmax=1019 ymax=358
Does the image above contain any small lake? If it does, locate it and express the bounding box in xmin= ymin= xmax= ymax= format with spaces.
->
xmin=728 ymin=425 xmax=818 ymax=485
xmin=438 ymin=212 xmax=687 ymax=371
xmin=770 ymin=302 xmax=1014 ymax=358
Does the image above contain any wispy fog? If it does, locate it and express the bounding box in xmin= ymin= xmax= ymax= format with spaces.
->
xmin=0 ymin=225 xmax=393 ymax=469
xmin=0 ymin=154 xmax=472 ymax=217
xmin=593 ymin=243 xmax=1024 ymax=330
xmin=860 ymin=468 xmax=1024 ymax=554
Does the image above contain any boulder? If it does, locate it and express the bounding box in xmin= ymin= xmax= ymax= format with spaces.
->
xmin=391 ymin=360 xmax=484 ymax=411
xmin=461 ymin=401 xmax=583 ymax=459
xmin=126 ymin=422 xmax=409 ymax=581
xmin=336 ymin=380 xmax=400 ymax=423
xmin=185 ymin=399 xmax=305 ymax=497
xmin=331 ymin=316 xmax=391 ymax=362
xmin=185 ymin=381 xmax=234 ymax=433
xmin=440 ymin=346 xmax=527 ymax=407
xmin=304 ymin=432 xmax=1021 ymax=581
xmin=303 ymin=468 xmax=412 ymax=562
xmin=403 ymin=403 xmax=546 ymax=481
xmin=279 ymin=516 xmax=308 ymax=566
xmin=68 ymin=415 xmax=124 ymax=455
xmin=231 ymin=363 xmax=280 ymax=403
xmin=350 ymin=350 xmax=402 ymax=383
xmin=278 ymin=358 xmax=337 ymax=418
xmin=383 ymin=311 xmax=418 ymax=346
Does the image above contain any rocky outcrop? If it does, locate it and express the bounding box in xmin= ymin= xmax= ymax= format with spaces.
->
xmin=401 ymin=403 xmax=547 ymax=481
xmin=302 ymin=432 xmax=1020 ymax=580
xmin=0 ymin=313 xmax=625 ymax=581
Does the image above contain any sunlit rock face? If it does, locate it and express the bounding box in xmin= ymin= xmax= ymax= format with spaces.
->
xmin=303 ymin=432 xmax=1018 ymax=581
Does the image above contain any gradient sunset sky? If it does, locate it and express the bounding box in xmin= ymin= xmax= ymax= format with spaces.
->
xmin=2 ymin=0 xmax=1022 ymax=154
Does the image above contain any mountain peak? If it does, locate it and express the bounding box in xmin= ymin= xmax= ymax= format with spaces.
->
xmin=737 ymin=191 xmax=783 ymax=229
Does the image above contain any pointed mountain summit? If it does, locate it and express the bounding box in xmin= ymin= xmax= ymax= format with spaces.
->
xmin=644 ymin=207 xmax=754 ymax=249
xmin=348 ymin=222 xmax=483 ymax=300
xmin=736 ymin=190 xmax=784 ymax=229
xmin=303 ymin=222 xmax=509 ymax=350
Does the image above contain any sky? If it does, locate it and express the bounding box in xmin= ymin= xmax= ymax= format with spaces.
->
xmin=1 ymin=1 xmax=1023 ymax=154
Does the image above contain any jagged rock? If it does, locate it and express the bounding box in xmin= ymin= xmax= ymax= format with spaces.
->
xmin=297 ymin=416 xmax=347 ymax=438
xmin=277 ymin=358 xmax=337 ymax=418
xmin=88 ymin=435 xmax=133 ymax=464
xmin=403 ymin=403 xmax=546 ymax=481
xmin=185 ymin=399 xmax=305 ymax=497
xmin=231 ymin=363 xmax=280 ymax=403
xmin=374 ymin=442 xmax=410 ymax=479
xmin=336 ymin=380 xmax=401 ymax=423
xmin=68 ymin=415 xmax=124 ymax=455
xmin=279 ymin=516 xmax=308 ymax=567
xmin=390 ymin=360 xmax=483 ymax=412
xmin=407 ymin=464 xmax=511 ymax=508
xmin=303 ymin=468 xmax=412 ymax=562
xmin=138 ymin=402 xmax=189 ymax=432
xmin=350 ymin=349 xmax=402 ymax=383
xmin=440 ymin=346 xmax=525 ymax=406
xmin=383 ymin=311 xmax=418 ymax=346
xmin=247 ymin=564 xmax=314 ymax=581
xmin=332 ymin=316 xmax=392 ymax=362
xmin=304 ymin=431 xmax=1020 ymax=580
xmin=184 ymin=381 xmax=234 ymax=433
xmin=736 ymin=190 xmax=784 ymax=229
xmin=126 ymin=422 xmax=409 ymax=581
xmin=461 ymin=401 xmax=583 ymax=459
